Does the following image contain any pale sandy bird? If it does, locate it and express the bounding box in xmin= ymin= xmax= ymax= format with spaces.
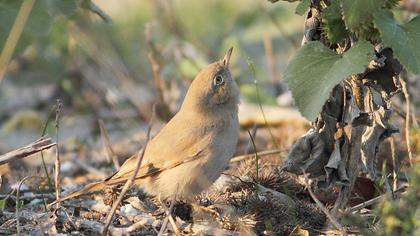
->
xmin=56 ymin=48 xmax=239 ymax=202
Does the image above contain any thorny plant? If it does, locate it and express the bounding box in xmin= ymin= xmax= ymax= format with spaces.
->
xmin=275 ymin=0 xmax=419 ymax=233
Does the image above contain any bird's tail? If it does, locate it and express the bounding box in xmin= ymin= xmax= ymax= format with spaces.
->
xmin=49 ymin=181 xmax=108 ymax=206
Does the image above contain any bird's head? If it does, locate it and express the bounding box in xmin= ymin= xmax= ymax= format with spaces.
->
xmin=182 ymin=47 xmax=239 ymax=114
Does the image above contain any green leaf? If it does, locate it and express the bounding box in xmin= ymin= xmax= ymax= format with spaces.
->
xmin=324 ymin=0 xmax=348 ymax=43
xmin=0 ymin=199 xmax=5 ymax=210
xmin=374 ymin=10 xmax=420 ymax=74
xmin=284 ymin=41 xmax=374 ymax=121
xmin=295 ymin=0 xmax=310 ymax=16
xmin=341 ymin=0 xmax=385 ymax=29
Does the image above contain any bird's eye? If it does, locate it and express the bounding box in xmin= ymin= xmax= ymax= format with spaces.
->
xmin=213 ymin=75 xmax=224 ymax=86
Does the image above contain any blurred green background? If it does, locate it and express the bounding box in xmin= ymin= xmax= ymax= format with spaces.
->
xmin=0 ymin=0 xmax=304 ymax=152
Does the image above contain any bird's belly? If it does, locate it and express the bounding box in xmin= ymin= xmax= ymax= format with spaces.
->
xmin=148 ymin=123 xmax=239 ymax=200
xmin=151 ymin=153 xmax=231 ymax=200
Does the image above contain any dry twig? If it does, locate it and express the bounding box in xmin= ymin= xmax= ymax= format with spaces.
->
xmin=158 ymin=198 xmax=179 ymax=235
xmin=400 ymin=77 xmax=414 ymax=166
xmin=390 ymin=137 xmax=398 ymax=191
xmin=230 ymin=149 xmax=283 ymax=163
xmin=0 ymin=137 xmax=55 ymax=166
xmin=0 ymin=0 xmax=35 ymax=83
xmin=347 ymin=186 xmax=406 ymax=213
xmin=99 ymin=119 xmax=120 ymax=170
xmin=145 ymin=23 xmax=172 ymax=121
xmin=101 ymin=122 xmax=153 ymax=235
xmin=302 ymin=172 xmax=347 ymax=235
xmin=0 ymin=193 xmax=55 ymax=201
xmin=244 ymin=125 xmax=258 ymax=154
xmin=54 ymin=100 xmax=62 ymax=209
xmin=247 ymin=130 xmax=260 ymax=180
xmin=16 ymin=176 xmax=42 ymax=235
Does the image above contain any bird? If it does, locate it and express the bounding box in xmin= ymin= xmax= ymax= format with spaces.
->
xmin=55 ymin=48 xmax=240 ymax=202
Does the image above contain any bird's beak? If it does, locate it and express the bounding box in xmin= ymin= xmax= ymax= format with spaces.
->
xmin=222 ymin=47 xmax=233 ymax=67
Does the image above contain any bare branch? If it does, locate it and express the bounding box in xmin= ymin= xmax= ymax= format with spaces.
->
xmin=99 ymin=119 xmax=120 ymax=170
xmin=0 ymin=0 xmax=35 ymax=83
xmin=54 ymin=100 xmax=62 ymax=209
xmin=0 ymin=137 xmax=55 ymax=166
xmin=16 ymin=176 xmax=42 ymax=235
xmin=302 ymin=172 xmax=347 ymax=235
xmin=231 ymin=149 xmax=283 ymax=163
xmin=101 ymin=119 xmax=154 ymax=235
xmin=400 ymin=77 xmax=414 ymax=166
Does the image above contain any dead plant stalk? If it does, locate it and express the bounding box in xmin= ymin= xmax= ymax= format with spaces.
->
xmin=302 ymin=172 xmax=347 ymax=235
xmin=16 ymin=176 xmax=42 ymax=235
xmin=54 ymin=100 xmax=62 ymax=209
xmin=101 ymin=124 xmax=153 ymax=235
xmin=400 ymin=77 xmax=414 ymax=166
xmin=99 ymin=119 xmax=120 ymax=170
xmin=0 ymin=0 xmax=35 ymax=83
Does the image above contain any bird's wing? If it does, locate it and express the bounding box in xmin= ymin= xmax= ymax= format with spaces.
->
xmin=105 ymin=149 xmax=205 ymax=184
xmin=52 ymin=150 xmax=205 ymax=204
xmin=109 ymin=113 xmax=214 ymax=182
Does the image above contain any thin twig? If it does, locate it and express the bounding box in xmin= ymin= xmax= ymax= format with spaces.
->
xmin=247 ymin=130 xmax=260 ymax=181
xmin=40 ymin=104 xmax=58 ymax=192
xmin=145 ymin=23 xmax=165 ymax=107
xmin=54 ymin=100 xmax=62 ymax=209
xmin=0 ymin=193 xmax=55 ymax=200
xmin=101 ymin=120 xmax=154 ymax=235
xmin=158 ymin=211 xmax=170 ymax=236
xmin=400 ymin=77 xmax=413 ymax=166
xmin=2 ymin=188 xmax=16 ymax=207
xmin=158 ymin=197 xmax=179 ymax=235
xmin=145 ymin=23 xmax=172 ymax=121
xmin=332 ymin=85 xmax=365 ymax=214
xmin=347 ymin=186 xmax=406 ymax=213
xmin=244 ymin=125 xmax=258 ymax=154
xmin=230 ymin=149 xmax=283 ymax=163
xmin=302 ymin=172 xmax=347 ymax=235
xmin=246 ymin=57 xmax=280 ymax=149
xmin=16 ymin=176 xmax=41 ymax=235
xmin=390 ymin=137 xmax=398 ymax=191
xmin=0 ymin=137 xmax=55 ymax=165
xmin=99 ymin=119 xmax=120 ymax=170
xmin=113 ymin=217 xmax=154 ymax=234
xmin=0 ymin=0 xmax=36 ymax=83
xmin=83 ymin=1 xmax=112 ymax=22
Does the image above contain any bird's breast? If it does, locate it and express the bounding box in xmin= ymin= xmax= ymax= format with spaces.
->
xmin=200 ymin=115 xmax=239 ymax=180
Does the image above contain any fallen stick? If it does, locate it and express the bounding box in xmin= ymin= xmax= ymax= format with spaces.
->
xmin=230 ymin=149 xmax=283 ymax=163
xmin=0 ymin=136 xmax=56 ymax=166
xmin=348 ymin=186 xmax=407 ymax=213
xmin=302 ymin=172 xmax=347 ymax=236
